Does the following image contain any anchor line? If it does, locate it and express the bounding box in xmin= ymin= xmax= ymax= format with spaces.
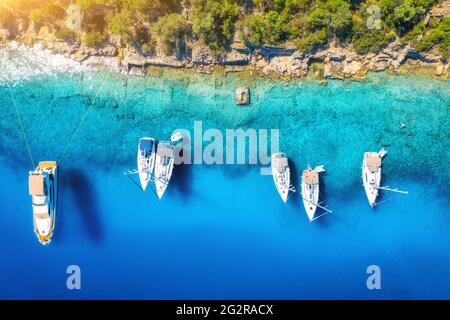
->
xmin=148 ymin=184 xmax=159 ymax=198
xmin=6 ymin=70 xmax=107 ymax=168
xmin=57 ymin=101 xmax=95 ymax=165
xmin=7 ymin=84 xmax=35 ymax=169
xmin=58 ymin=75 xmax=107 ymax=165
xmin=125 ymin=171 xmax=163 ymax=197
xmin=373 ymin=194 xmax=398 ymax=207
xmin=300 ymin=194 xmax=332 ymax=214
xmin=125 ymin=173 xmax=144 ymax=192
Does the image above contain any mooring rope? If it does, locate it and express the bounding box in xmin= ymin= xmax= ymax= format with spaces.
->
xmin=7 ymin=83 xmax=35 ymax=169
xmin=125 ymin=173 xmax=144 ymax=192
xmin=58 ymin=74 xmax=107 ymax=165
xmin=57 ymin=101 xmax=95 ymax=165
xmin=373 ymin=194 xmax=397 ymax=207
xmin=7 ymin=72 xmax=105 ymax=168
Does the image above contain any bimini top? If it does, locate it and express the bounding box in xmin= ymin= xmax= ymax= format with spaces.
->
xmin=29 ymin=174 xmax=45 ymax=196
xmin=303 ymin=169 xmax=319 ymax=184
xmin=139 ymin=138 xmax=154 ymax=151
xmin=157 ymin=143 xmax=174 ymax=157
xmin=365 ymin=154 xmax=381 ymax=173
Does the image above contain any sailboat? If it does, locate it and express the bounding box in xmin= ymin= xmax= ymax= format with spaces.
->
xmin=154 ymin=141 xmax=175 ymax=199
xmin=362 ymin=148 xmax=408 ymax=207
xmin=29 ymin=161 xmax=58 ymax=245
xmin=137 ymin=137 xmax=156 ymax=191
xmin=301 ymin=165 xmax=331 ymax=221
xmin=271 ymin=153 xmax=292 ymax=203
xmin=362 ymin=148 xmax=387 ymax=207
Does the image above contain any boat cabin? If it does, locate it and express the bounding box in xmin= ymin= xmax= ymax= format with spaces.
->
xmin=302 ymin=169 xmax=319 ymax=185
xmin=365 ymin=154 xmax=381 ymax=172
xmin=29 ymin=174 xmax=45 ymax=196
xmin=272 ymin=156 xmax=288 ymax=169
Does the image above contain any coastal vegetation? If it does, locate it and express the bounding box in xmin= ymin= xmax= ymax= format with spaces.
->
xmin=0 ymin=0 xmax=447 ymax=57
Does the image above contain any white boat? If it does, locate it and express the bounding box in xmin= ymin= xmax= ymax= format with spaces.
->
xmin=29 ymin=161 xmax=58 ymax=245
xmin=154 ymin=141 xmax=175 ymax=199
xmin=301 ymin=165 xmax=331 ymax=221
xmin=302 ymin=166 xmax=320 ymax=221
xmin=271 ymin=153 xmax=291 ymax=203
xmin=362 ymin=148 xmax=386 ymax=207
xmin=137 ymin=137 xmax=156 ymax=191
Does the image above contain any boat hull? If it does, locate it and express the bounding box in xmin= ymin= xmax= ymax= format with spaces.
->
xmin=302 ymin=182 xmax=318 ymax=221
xmin=271 ymin=153 xmax=290 ymax=203
xmin=30 ymin=161 xmax=58 ymax=245
xmin=137 ymin=138 xmax=156 ymax=191
xmin=154 ymin=142 xmax=175 ymax=199
xmin=362 ymin=152 xmax=381 ymax=207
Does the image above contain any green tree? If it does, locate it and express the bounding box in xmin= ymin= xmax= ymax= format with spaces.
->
xmin=323 ymin=0 xmax=353 ymax=39
xmin=107 ymin=9 xmax=135 ymax=44
xmin=416 ymin=17 xmax=450 ymax=58
xmin=239 ymin=13 xmax=266 ymax=47
xmin=83 ymin=30 xmax=104 ymax=47
xmin=191 ymin=0 xmax=240 ymax=52
xmin=351 ymin=19 xmax=396 ymax=53
xmin=29 ymin=3 xmax=66 ymax=28
xmin=394 ymin=1 xmax=418 ymax=27
xmin=307 ymin=0 xmax=352 ymax=40
xmin=154 ymin=14 xmax=188 ymax=55
xmin=296 ymin=28 xmax=328 ymax=51
xmin=307 ymin=8 xmax=330 ymax=30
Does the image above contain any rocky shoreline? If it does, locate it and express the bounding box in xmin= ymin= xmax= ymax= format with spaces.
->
xmin=1 ymin=26 xmax=448 ymax=81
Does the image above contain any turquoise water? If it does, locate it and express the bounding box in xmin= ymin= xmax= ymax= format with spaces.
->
xmin=0 ymin=62 xmax=449 ymax=299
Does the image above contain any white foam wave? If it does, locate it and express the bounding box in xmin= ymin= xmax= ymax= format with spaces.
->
xmin=0 ymin=42 xmax=92 ymax=86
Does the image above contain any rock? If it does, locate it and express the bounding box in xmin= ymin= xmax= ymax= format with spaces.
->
xmin=230 ymin=30 xmax=249 ymax=53
xmin=50 ymin=41 xmax=77 ymax=54
xmin=73 ymin=46 xmax=96 ymax=62
xmin=98 ymin=45 xmax=117 ymax=57
xmin=323 ymin=64 xmax=332 ymax=78
xmin=126 ymin=53 xmax=145 ymax=66
xmin=260 ymin=45 xmax=297 ymax=60
xmin=145 ymin=56 xmax=185 ymax=68
xmin=435 ymin=62 xmax=445 ymax=76
xmin=235 ymin=87 xmax=250 ymax=105
xmin=223 ymin=50 xmax=250 ymax=65
xmin=83 ymin=55 xmax=121 ymax=72
xmin=0 ymin=29 xmax=10 ymax=42
xmin=327 ymin=46 xmax=346 ymax=62
xmin=191 ymin=43 xmax=218 ymax=64
xmin=431 ymin=2 xmax=450 ymax=17
xmin=4 ymin=6 xmax=446 ymax=82
xmin=128 ymin=66 xmax=146 ymax=77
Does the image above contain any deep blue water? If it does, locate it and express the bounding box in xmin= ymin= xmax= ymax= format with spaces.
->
xmin=0 ymin=64 xmax=449 ymax=299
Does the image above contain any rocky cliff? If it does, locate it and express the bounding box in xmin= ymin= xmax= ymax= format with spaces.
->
xmin=1 ymin=8 xmax=448 ymax=81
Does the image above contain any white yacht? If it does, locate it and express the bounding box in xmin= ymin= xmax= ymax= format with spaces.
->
xmin=362 ymin=148 xmax=387 ymax=207
xmin=154 ymin=141 xmax=175 ymax=199
xmin=29 ymin=161 xmax=58 ymax=245
xmin=271 ymin=153 xmax=291 ymax=203
xmin=302 ymin=166 xmax=320 ymax=221
xmin=137 ymin=137 xmax=156 ymax=191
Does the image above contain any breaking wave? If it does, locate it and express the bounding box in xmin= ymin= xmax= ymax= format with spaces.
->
xmin=0 ymin=42 xmax=91 ymax=86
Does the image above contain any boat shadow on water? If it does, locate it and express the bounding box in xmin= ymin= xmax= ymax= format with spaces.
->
xmin=56 ymin=168 xmax=103 ymax=243
xmin=168 ymin=161 xmax=193 ymax=201
xmin=287 ymin=159 xmax=301 ymax=210
xmin=316 ymin=174 xmax=332 ymax=228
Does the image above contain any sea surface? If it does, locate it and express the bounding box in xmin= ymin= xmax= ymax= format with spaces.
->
xmin=0 ymin=46 xmax=449 ymax=299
